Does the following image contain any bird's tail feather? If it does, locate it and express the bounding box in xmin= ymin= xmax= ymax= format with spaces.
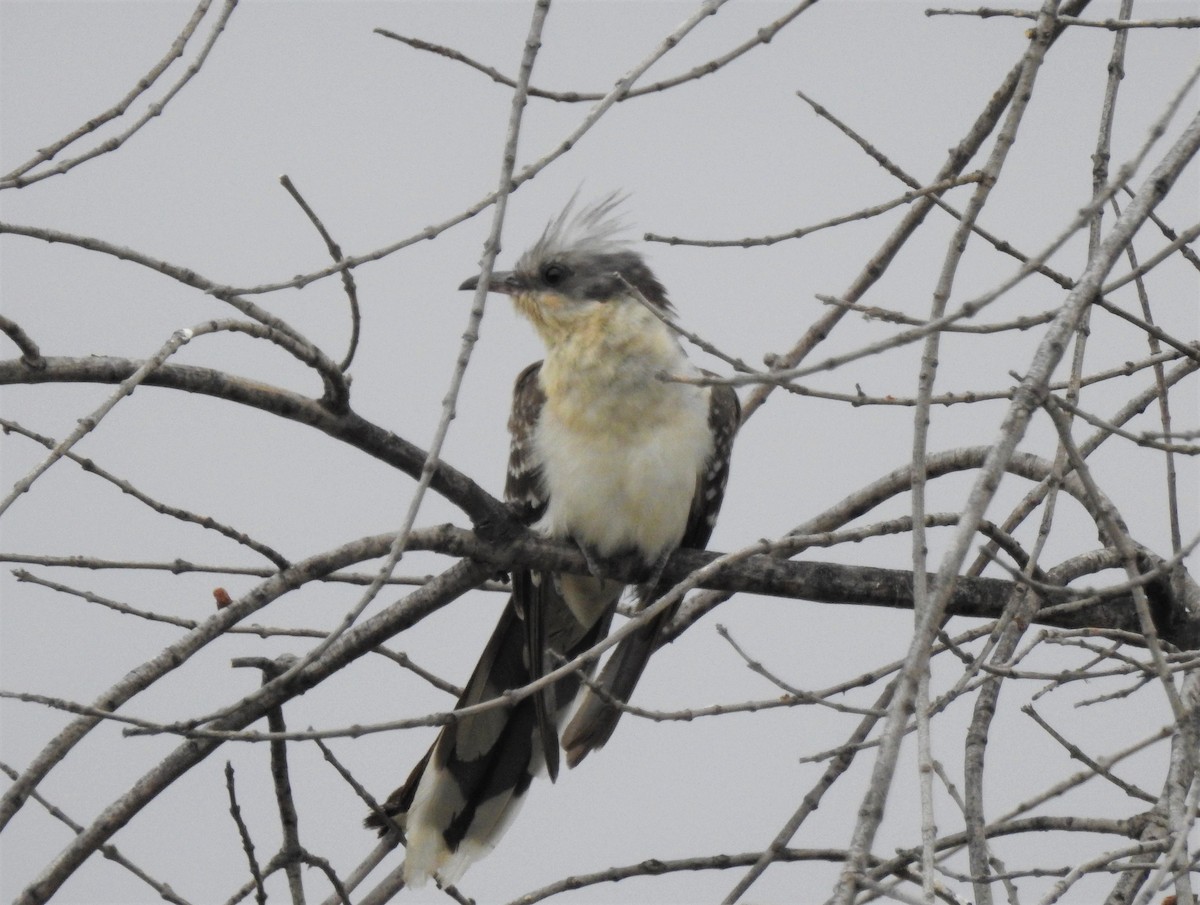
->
xmin=367 ymin=578 xmax=614 ymax=887
xmin=561 ymin=582 xmax=673 ymax=767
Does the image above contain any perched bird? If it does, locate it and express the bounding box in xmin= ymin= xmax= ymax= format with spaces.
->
xmin=367 ymin=197 xmax=739 ymax=887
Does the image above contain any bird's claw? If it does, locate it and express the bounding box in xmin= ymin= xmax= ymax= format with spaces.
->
xmin=579 ymin=545 xmax=665 ymax=586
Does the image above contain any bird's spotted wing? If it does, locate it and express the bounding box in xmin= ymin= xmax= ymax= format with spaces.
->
xmin=682 ymin=381 xmax=740 ymax=551
xmin=502 ymin=362 xmax=563 ymax=779
xmin=504 ymin=361 xmax=547 ymax=521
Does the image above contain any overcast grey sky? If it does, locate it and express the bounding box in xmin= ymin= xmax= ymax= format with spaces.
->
xmin=1 ymin=1 xmax=1198 ymax=903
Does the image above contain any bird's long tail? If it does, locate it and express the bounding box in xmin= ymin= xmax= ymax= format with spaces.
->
xmin=367 ymin=574 xmax=614 ymax=887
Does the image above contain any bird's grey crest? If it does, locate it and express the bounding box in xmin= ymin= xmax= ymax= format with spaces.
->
xmin=519 ymin=192 xmax=628 ymax=265
xmin=514 ymin=194 xmax=672 ymax=310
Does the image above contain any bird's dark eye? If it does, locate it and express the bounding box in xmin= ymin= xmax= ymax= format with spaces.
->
xmin=540 ymin=261 xmax=571 ymax=286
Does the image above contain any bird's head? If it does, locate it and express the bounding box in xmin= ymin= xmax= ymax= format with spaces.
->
xmin=460 ymin=195 xmax=672 ymax=342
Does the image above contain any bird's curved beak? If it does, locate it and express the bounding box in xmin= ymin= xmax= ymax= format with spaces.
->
xmin=459 ymin=271 xmax=524 ymax=295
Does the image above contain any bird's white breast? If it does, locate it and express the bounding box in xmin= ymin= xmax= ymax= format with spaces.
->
xmin=532 ymin=305 xmax=713 ymax=563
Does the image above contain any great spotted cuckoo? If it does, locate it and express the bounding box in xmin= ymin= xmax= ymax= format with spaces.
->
xmin=367 ymin=197 xmax=739 ymax=887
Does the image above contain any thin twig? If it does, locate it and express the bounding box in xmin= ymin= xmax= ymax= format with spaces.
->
xmin=0 ymin=0 xmax=239 ymax=189
xmin=224 ymin=762 xmax=268 ymax=905
xmin=1 ymin=418 xmax=290 ymax=568
xmin=2 ymin=0 xmax=217 ymax=183
xmin=279 ymin=174 xmax=361 ymax=372
xmin=373 ymin=1 xmax=817 ymax=104
xmin=618 ymin=273 xmax=753 ymax=372
xmin=925 ymin=7 xmax=1200 ymax=29
xmin=1043 ymin=395 xmax=1200 ymax=455
xmin=646 ymin=173 xmax=982 ymax=247
xmin=0 ymin=761 xmax=195 ymax=905
xmin=1021 ymin=703 xmax=1156 ymax=803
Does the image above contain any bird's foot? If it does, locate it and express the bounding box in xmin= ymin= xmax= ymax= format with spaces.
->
xmin=638 ymin=550 xmax=671 ymax=597
xmin=579 ymin=544 xmax=659 ymax=585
